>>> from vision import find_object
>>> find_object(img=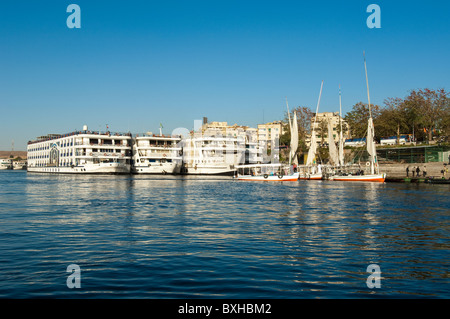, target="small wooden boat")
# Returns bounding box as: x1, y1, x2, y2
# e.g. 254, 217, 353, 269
235, 164, 299, 181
